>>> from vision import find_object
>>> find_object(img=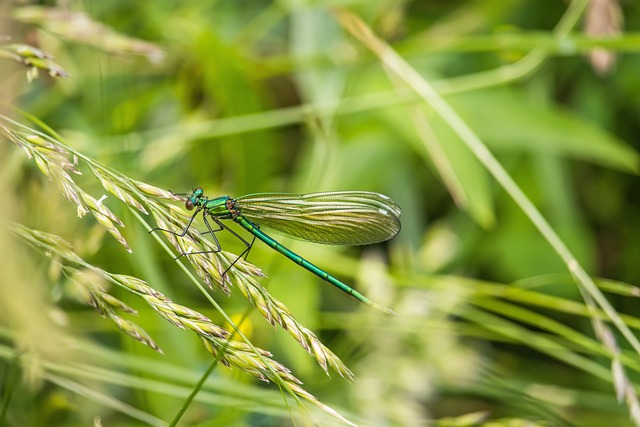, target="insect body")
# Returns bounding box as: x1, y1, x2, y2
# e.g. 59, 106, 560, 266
158, 188, 401, 314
